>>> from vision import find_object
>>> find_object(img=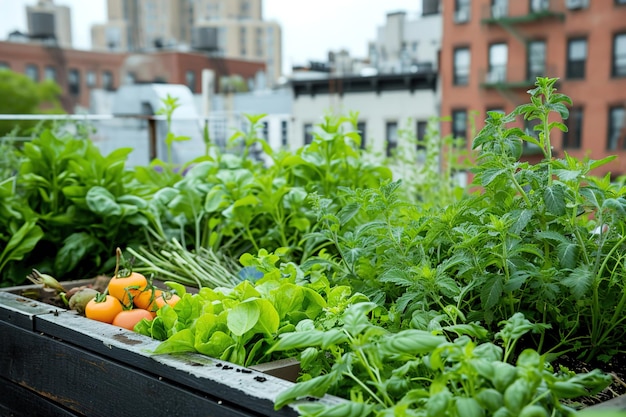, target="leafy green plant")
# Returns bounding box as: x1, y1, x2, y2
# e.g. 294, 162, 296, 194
270, 303, 611, 416
0, 69, 64, 137
386, 117, 469, 208
136, 249, 365, 367
156, 94, 191, 165
1, 129, 148, 284
301, 77, 626, 362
